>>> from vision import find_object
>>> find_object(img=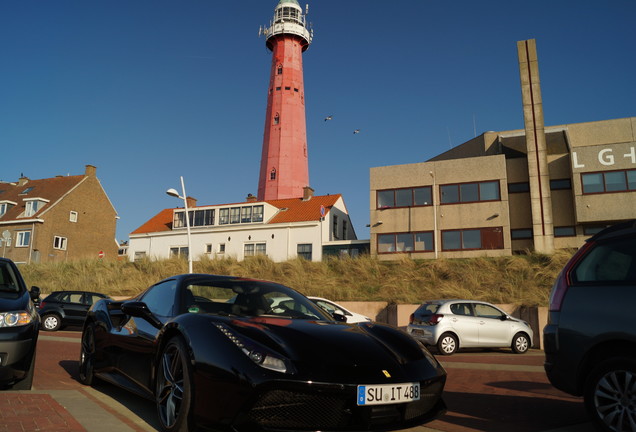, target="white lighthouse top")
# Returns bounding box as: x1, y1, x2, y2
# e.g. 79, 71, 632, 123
261, 0, 312, 51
